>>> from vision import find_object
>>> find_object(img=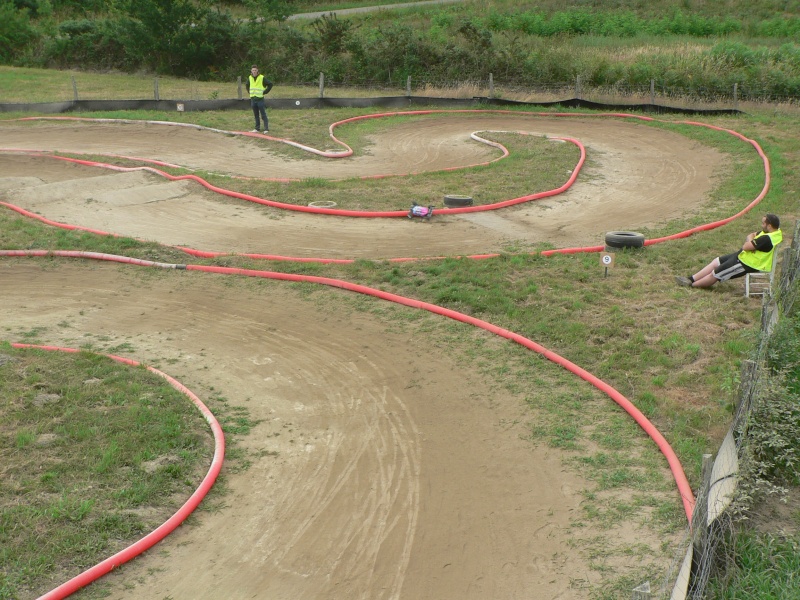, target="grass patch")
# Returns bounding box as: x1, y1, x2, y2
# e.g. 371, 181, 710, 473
707, 531, 800, 600
0, 345, 254, 599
